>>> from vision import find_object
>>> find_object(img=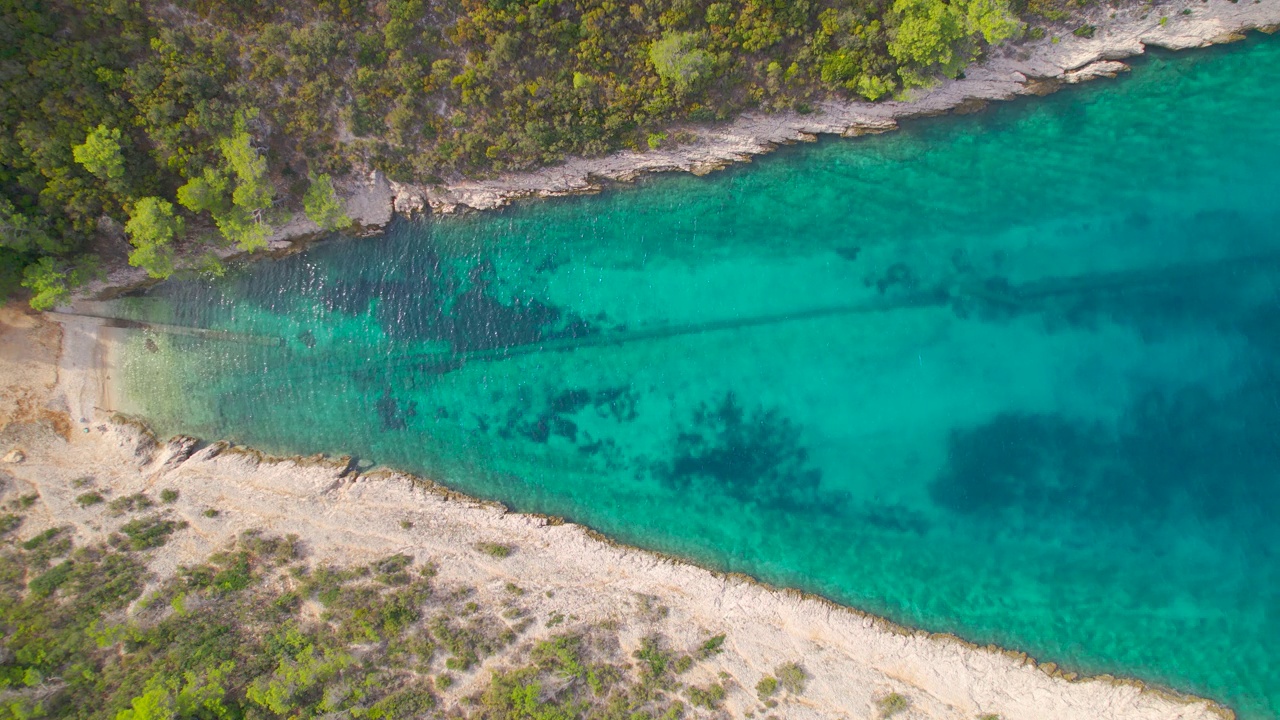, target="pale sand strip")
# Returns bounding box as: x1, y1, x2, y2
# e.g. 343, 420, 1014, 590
0, 309, 1230, 719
